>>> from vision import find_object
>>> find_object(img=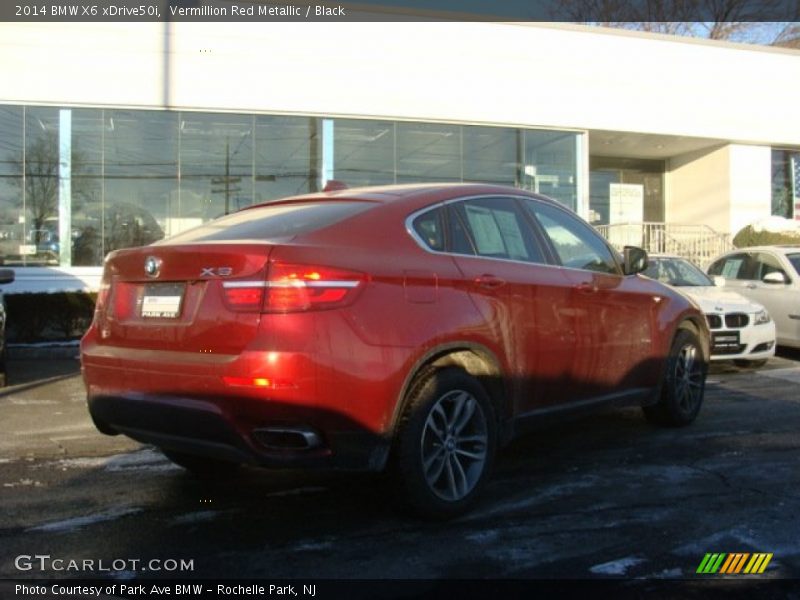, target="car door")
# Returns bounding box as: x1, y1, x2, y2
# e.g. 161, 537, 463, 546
741, 251, 799, 346
520, 199, 658, 400
708, 252, 757, 295
445, 196, 578, 415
